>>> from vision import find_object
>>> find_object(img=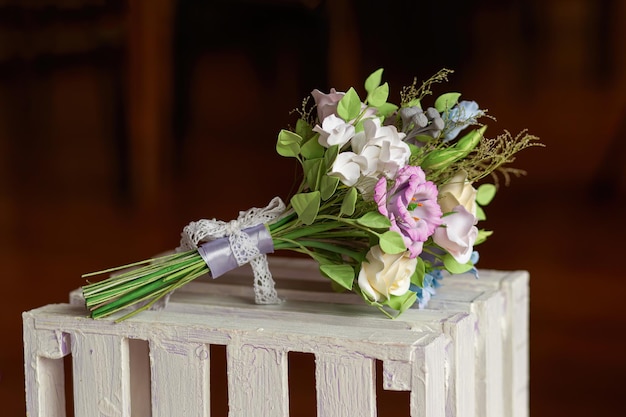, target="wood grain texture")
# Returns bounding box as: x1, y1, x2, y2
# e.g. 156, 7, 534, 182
227, 342, 288, 417
150, 339, 210, 417
71, 332, 131, 417
22, 316, 68, 417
